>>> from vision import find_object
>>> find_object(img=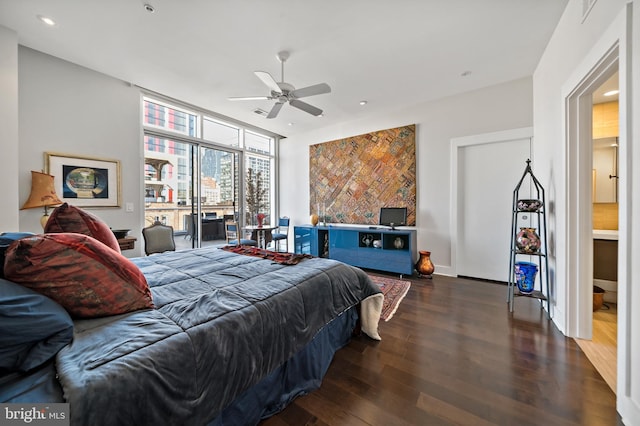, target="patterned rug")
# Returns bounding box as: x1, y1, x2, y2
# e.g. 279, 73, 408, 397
368, 275, 411, 321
